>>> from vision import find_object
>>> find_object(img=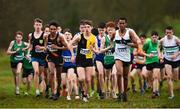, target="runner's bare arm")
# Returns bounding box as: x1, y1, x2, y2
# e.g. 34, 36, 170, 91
22, 42, 30, 51
28, 33, 32, 44
129, 30, 141, 48
44, 34, 48, 49
99, 37, 112, 53
133, 48, 138, 56
176, 37, 180, 55
6, 41, 16, 55
175, 36, 180, 46
129, 30, 143, 54
27, 33, 33, 51
27, 34, 33, 53
57, 34, 68, 50
158, 38, 164, 49
68, 35, 81, 63
133, 49, 145, 64
158, 38, 164, 60
72, 34, 81, 46
141, 42, 153, 58
171, 37, 180, 58
90, 38, 99, 54
51, 35, 67, 50
68, 35, 81, 51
